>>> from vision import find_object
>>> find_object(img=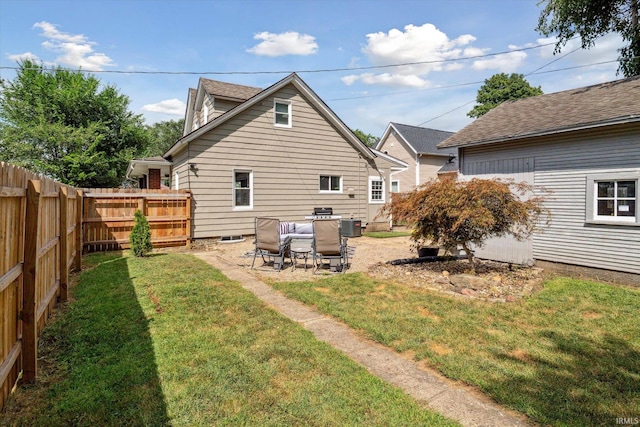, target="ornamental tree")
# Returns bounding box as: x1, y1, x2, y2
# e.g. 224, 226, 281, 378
130, 210, 152, 257
381, 178, 548, 272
